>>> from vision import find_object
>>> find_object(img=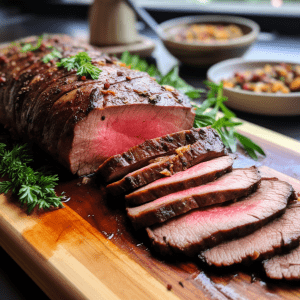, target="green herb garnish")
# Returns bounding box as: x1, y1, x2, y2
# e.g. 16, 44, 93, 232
42, 48, 62, 63
194, 81, 265, 160
279, 76, 285, 82
120, 51, 265, 160
120, 51, 204, 99
57, 52, 102, 80
21, 35, 44, 53
0, 143, 63, 213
